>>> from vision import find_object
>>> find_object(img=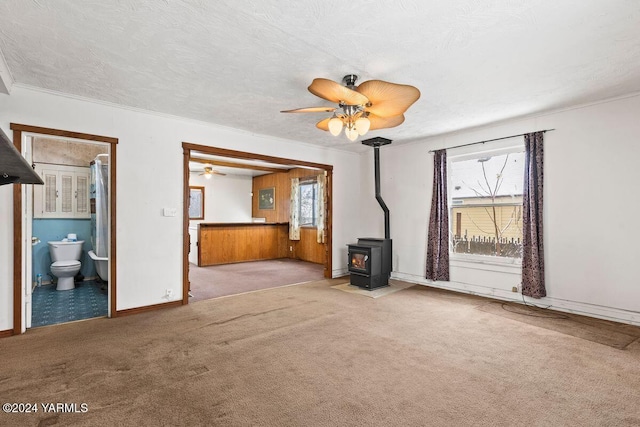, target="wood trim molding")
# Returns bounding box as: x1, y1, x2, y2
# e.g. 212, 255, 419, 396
325, 169, 333, 278
0, 329, 14, 339
114, 300, 183, 317
11, 124, 118, 334
183, 142, 333, 171
183, 147, 190, 305
10, 124, 118, 145
189, 157, 287, 174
